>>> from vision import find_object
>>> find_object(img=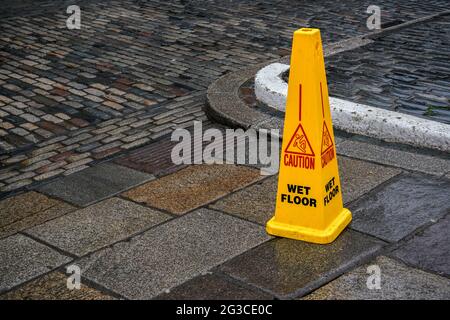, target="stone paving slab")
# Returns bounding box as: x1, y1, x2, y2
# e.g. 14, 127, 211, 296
217, 230, 384, 299
1, 0, 449, 194
123, 164, 262, 215
210, 175, 277, 225
155, 273, 273, 300
25, 197, 171, 257
337, 139, 450, 176
210, 156, 400, 225
303, 256, 450, 300
76, 208, 270, 299
390, 215, 450, 277
0, 93, 207, 196
0, 271, 115, 300
350, 173, 450, 242
0, 191, 74, 239
0, 234, 71, 293
37, 162, 154, 206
